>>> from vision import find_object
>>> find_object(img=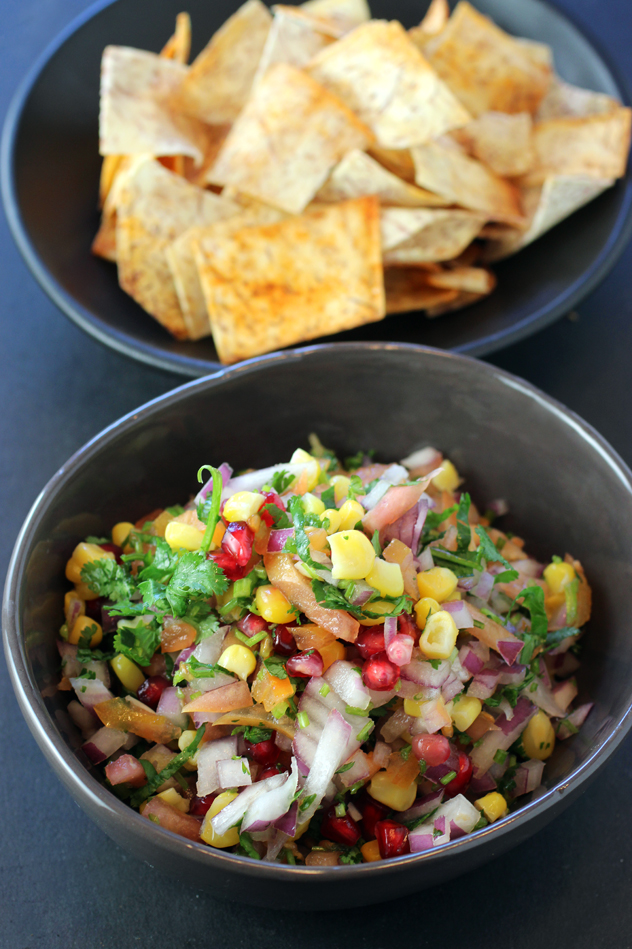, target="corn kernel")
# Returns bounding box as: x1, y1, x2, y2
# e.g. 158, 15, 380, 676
321, 508, 342, 534
416, 566, 458, 603
475, 792, 508, 823
338, 499, 365, 531
201, 791, 240, 847
403, 698, 423, 717
69, 614, 103, 647
178, 729, 200, 770
366, 558, 404, 598
110, 654, 146, 693
330, 475, 352, 504
290, 449, 320, 492
255, 585, 296, 624
164, 521, 204, 552
432, 459, 460, 493
112, 521, 135, 549
368, 771, 417, 811
152, 510, 175, 537
302, 492, 325, 517
444, 591, 462, 601
543, 561, 576, 595
219, 644, 257, 681
223, 491, 265, 523
522, 709, 556, 760
65, 542, 114, 584
73, 581, 101, 602
361, 840, 381, 862
329, 530, 375, 580
450, 695, 482, 732
157, 787, 190, 813
419, 610, 458, 660
358, 600, 396, 626
259, 634, 274, 659
64, 590, 85, 627
414, 596, 440, 630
